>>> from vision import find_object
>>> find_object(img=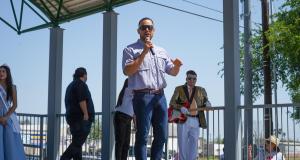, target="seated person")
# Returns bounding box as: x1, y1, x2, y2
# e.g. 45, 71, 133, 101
264, 135, 285, 160
248, 135, 285, 160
